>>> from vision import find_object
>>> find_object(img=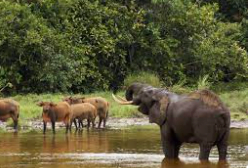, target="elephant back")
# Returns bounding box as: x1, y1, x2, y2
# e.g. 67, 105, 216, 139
188, 89, 225, 109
